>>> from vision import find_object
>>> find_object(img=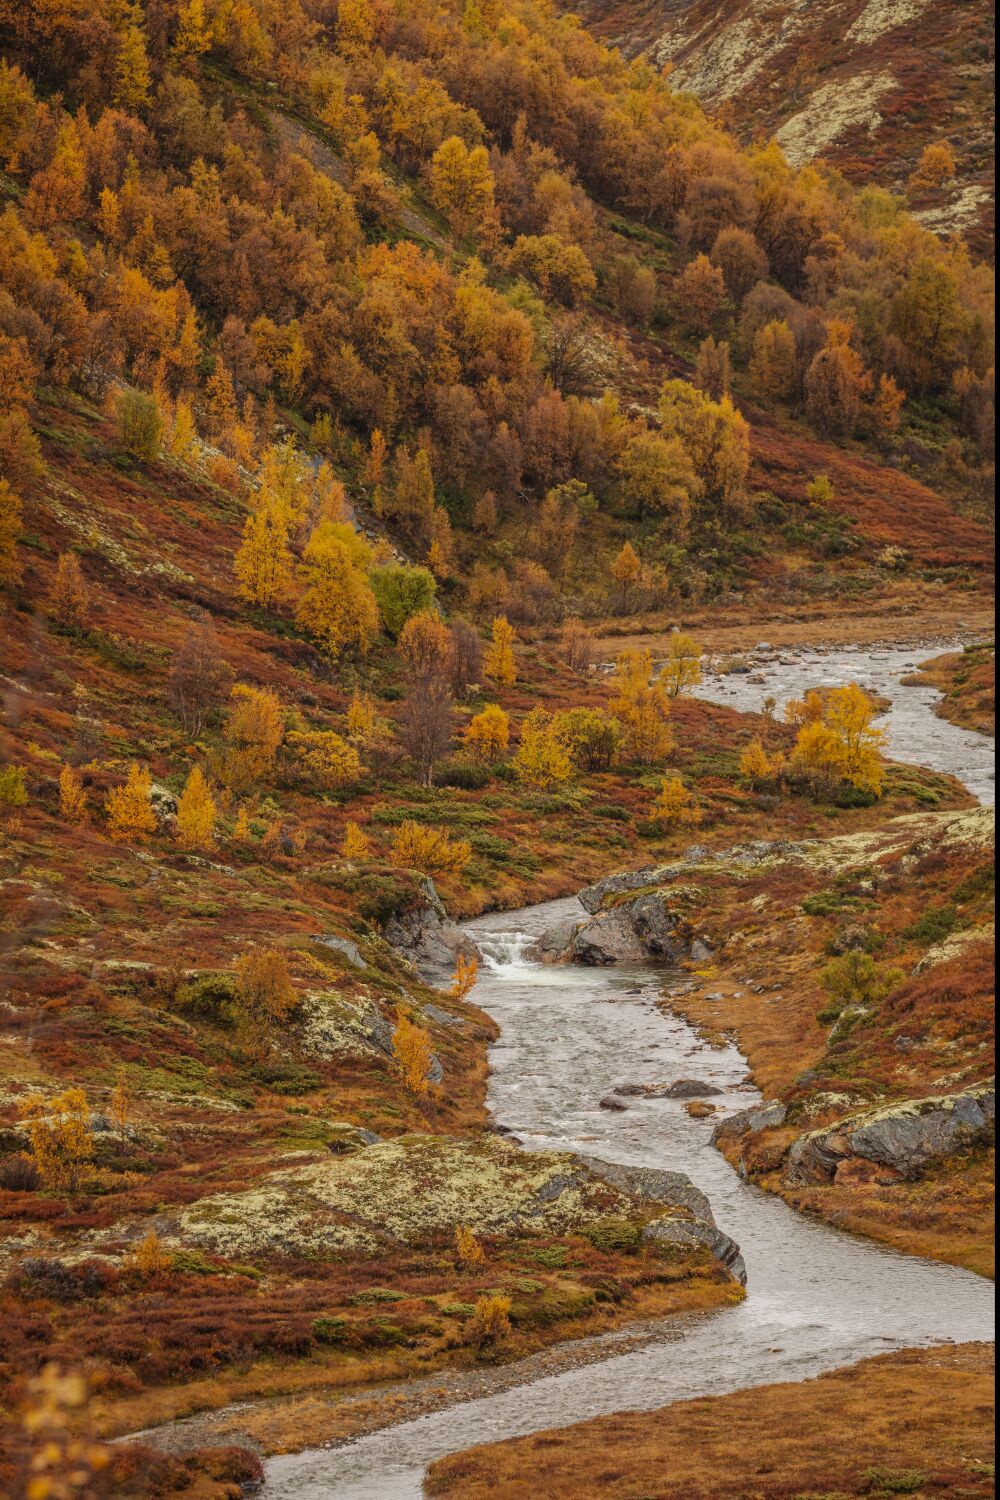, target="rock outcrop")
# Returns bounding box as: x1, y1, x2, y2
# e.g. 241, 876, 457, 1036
169, 1134, 745, 1281
383, 876, 471, 979
573, 1155, 746, 1283
786, 1082, 995, 1184
562, 886, 711, 966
